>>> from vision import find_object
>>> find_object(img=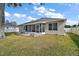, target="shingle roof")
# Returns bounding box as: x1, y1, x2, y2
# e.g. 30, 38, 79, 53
18, 18, 66, 26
